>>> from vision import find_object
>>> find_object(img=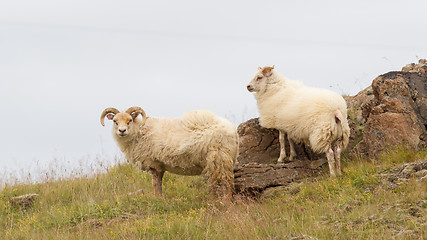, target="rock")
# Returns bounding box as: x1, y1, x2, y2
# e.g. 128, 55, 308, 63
235, 118, 325, 196
342, 59, 427, 157
355, 71, 427, 156
406, 71, 427, 126
236, 118, 280, 164
414, 169, 427, 178
344, 86, 375, 153
346, 86, 375, 125
401, 165, 416, 178
234, 159, 327, 196
237, 118, 322, 164
379, 160, 427, 186
402, 59, 427, 73
10, 193, 39, 209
